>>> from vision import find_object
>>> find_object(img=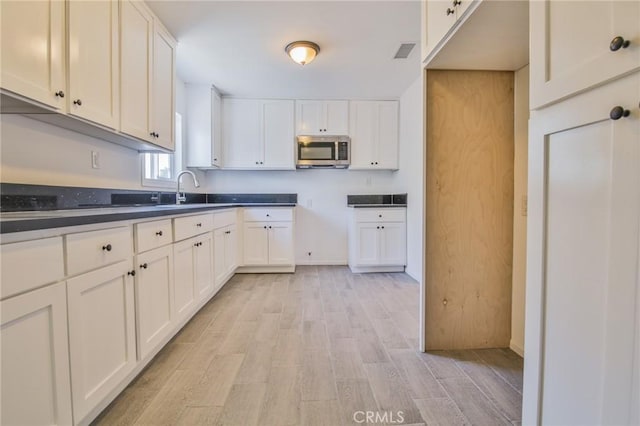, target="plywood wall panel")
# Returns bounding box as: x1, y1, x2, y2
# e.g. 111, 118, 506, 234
425, 70, 514, 350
